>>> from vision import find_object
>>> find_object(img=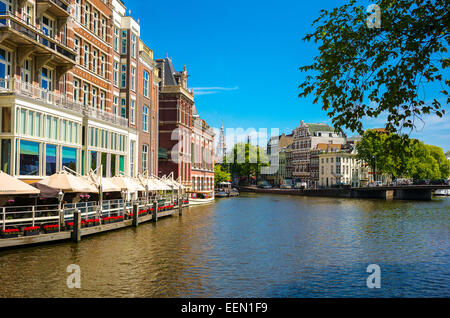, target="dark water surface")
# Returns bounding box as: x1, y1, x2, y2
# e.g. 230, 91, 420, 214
0, 193, 449, 297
